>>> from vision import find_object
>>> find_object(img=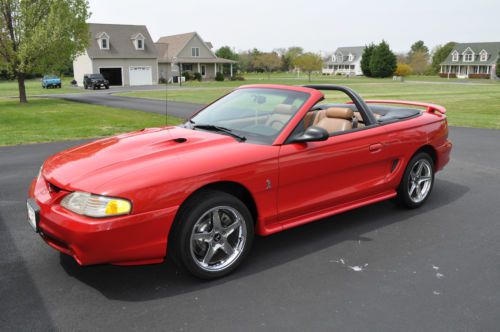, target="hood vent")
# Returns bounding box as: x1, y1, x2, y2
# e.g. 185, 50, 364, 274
173, 138, 187, 143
